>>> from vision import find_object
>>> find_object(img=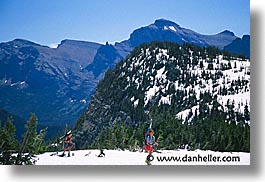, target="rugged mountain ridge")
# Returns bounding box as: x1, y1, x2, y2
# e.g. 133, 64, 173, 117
73, 42, 250, 151
116, 19, 238, 50
224, 35, 250, 58
0, 19, 249, 138
0, 39, 102, 128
